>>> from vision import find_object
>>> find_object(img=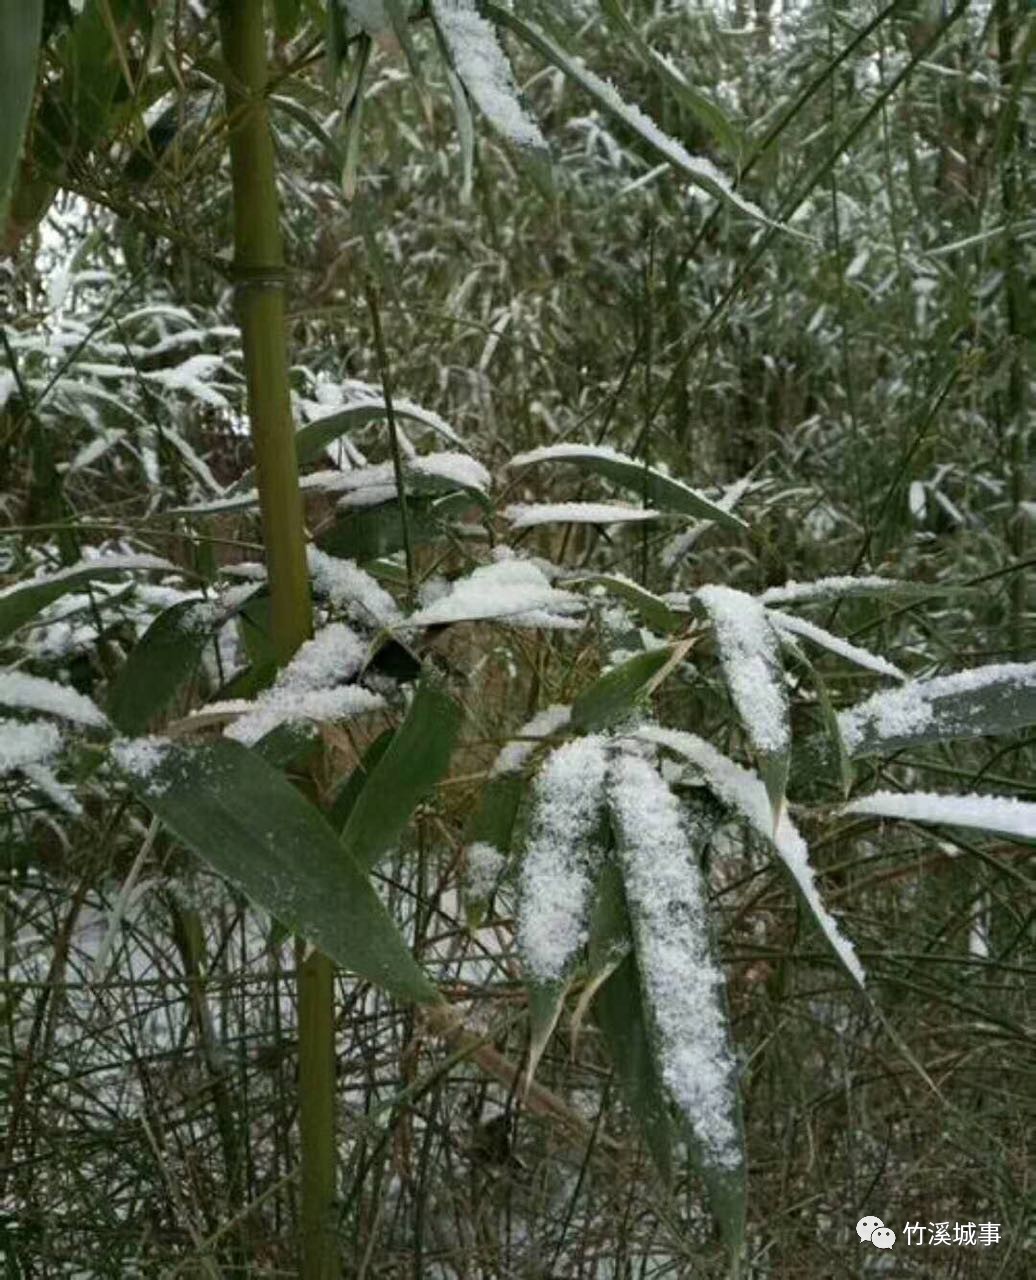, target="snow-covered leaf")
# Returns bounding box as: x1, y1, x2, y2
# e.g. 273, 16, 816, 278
485, 3, 769, 228
697, 585, 790, 821
637, 727, 864, 987
572, 574, 681, 634
608, 752, 745, 1246
0, 669, 108, 728
0, 555, 178, 641
838, 662, 1036, 757
517, 736, 609, 982
504, 502, 663, 529
508, 443, 747, 530
111, 736, 437, 1003
406, 558, 584, 629
843, 790, 1036, 843
431, 0, 550, 167
768, 608, 906, 681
